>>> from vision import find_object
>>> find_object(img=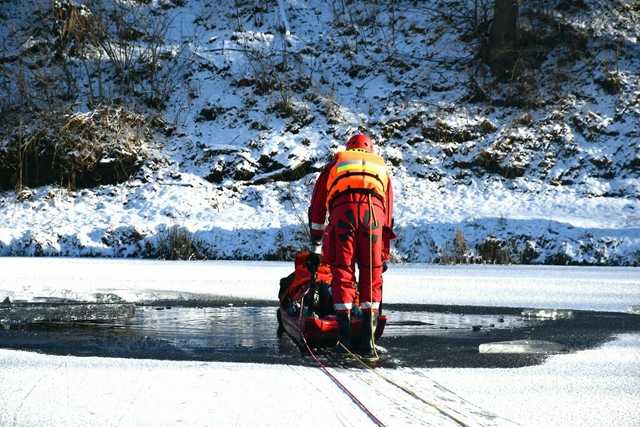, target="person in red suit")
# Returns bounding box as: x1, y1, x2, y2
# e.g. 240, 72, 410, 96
308, 134, 395, 359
